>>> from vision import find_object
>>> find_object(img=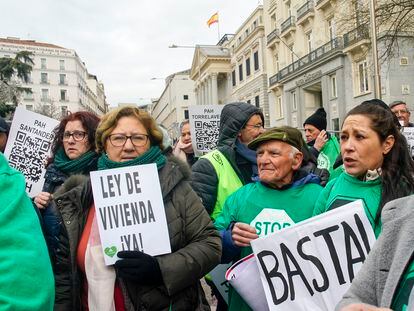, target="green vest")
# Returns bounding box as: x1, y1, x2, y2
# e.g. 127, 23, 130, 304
202, 150, 243, 220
